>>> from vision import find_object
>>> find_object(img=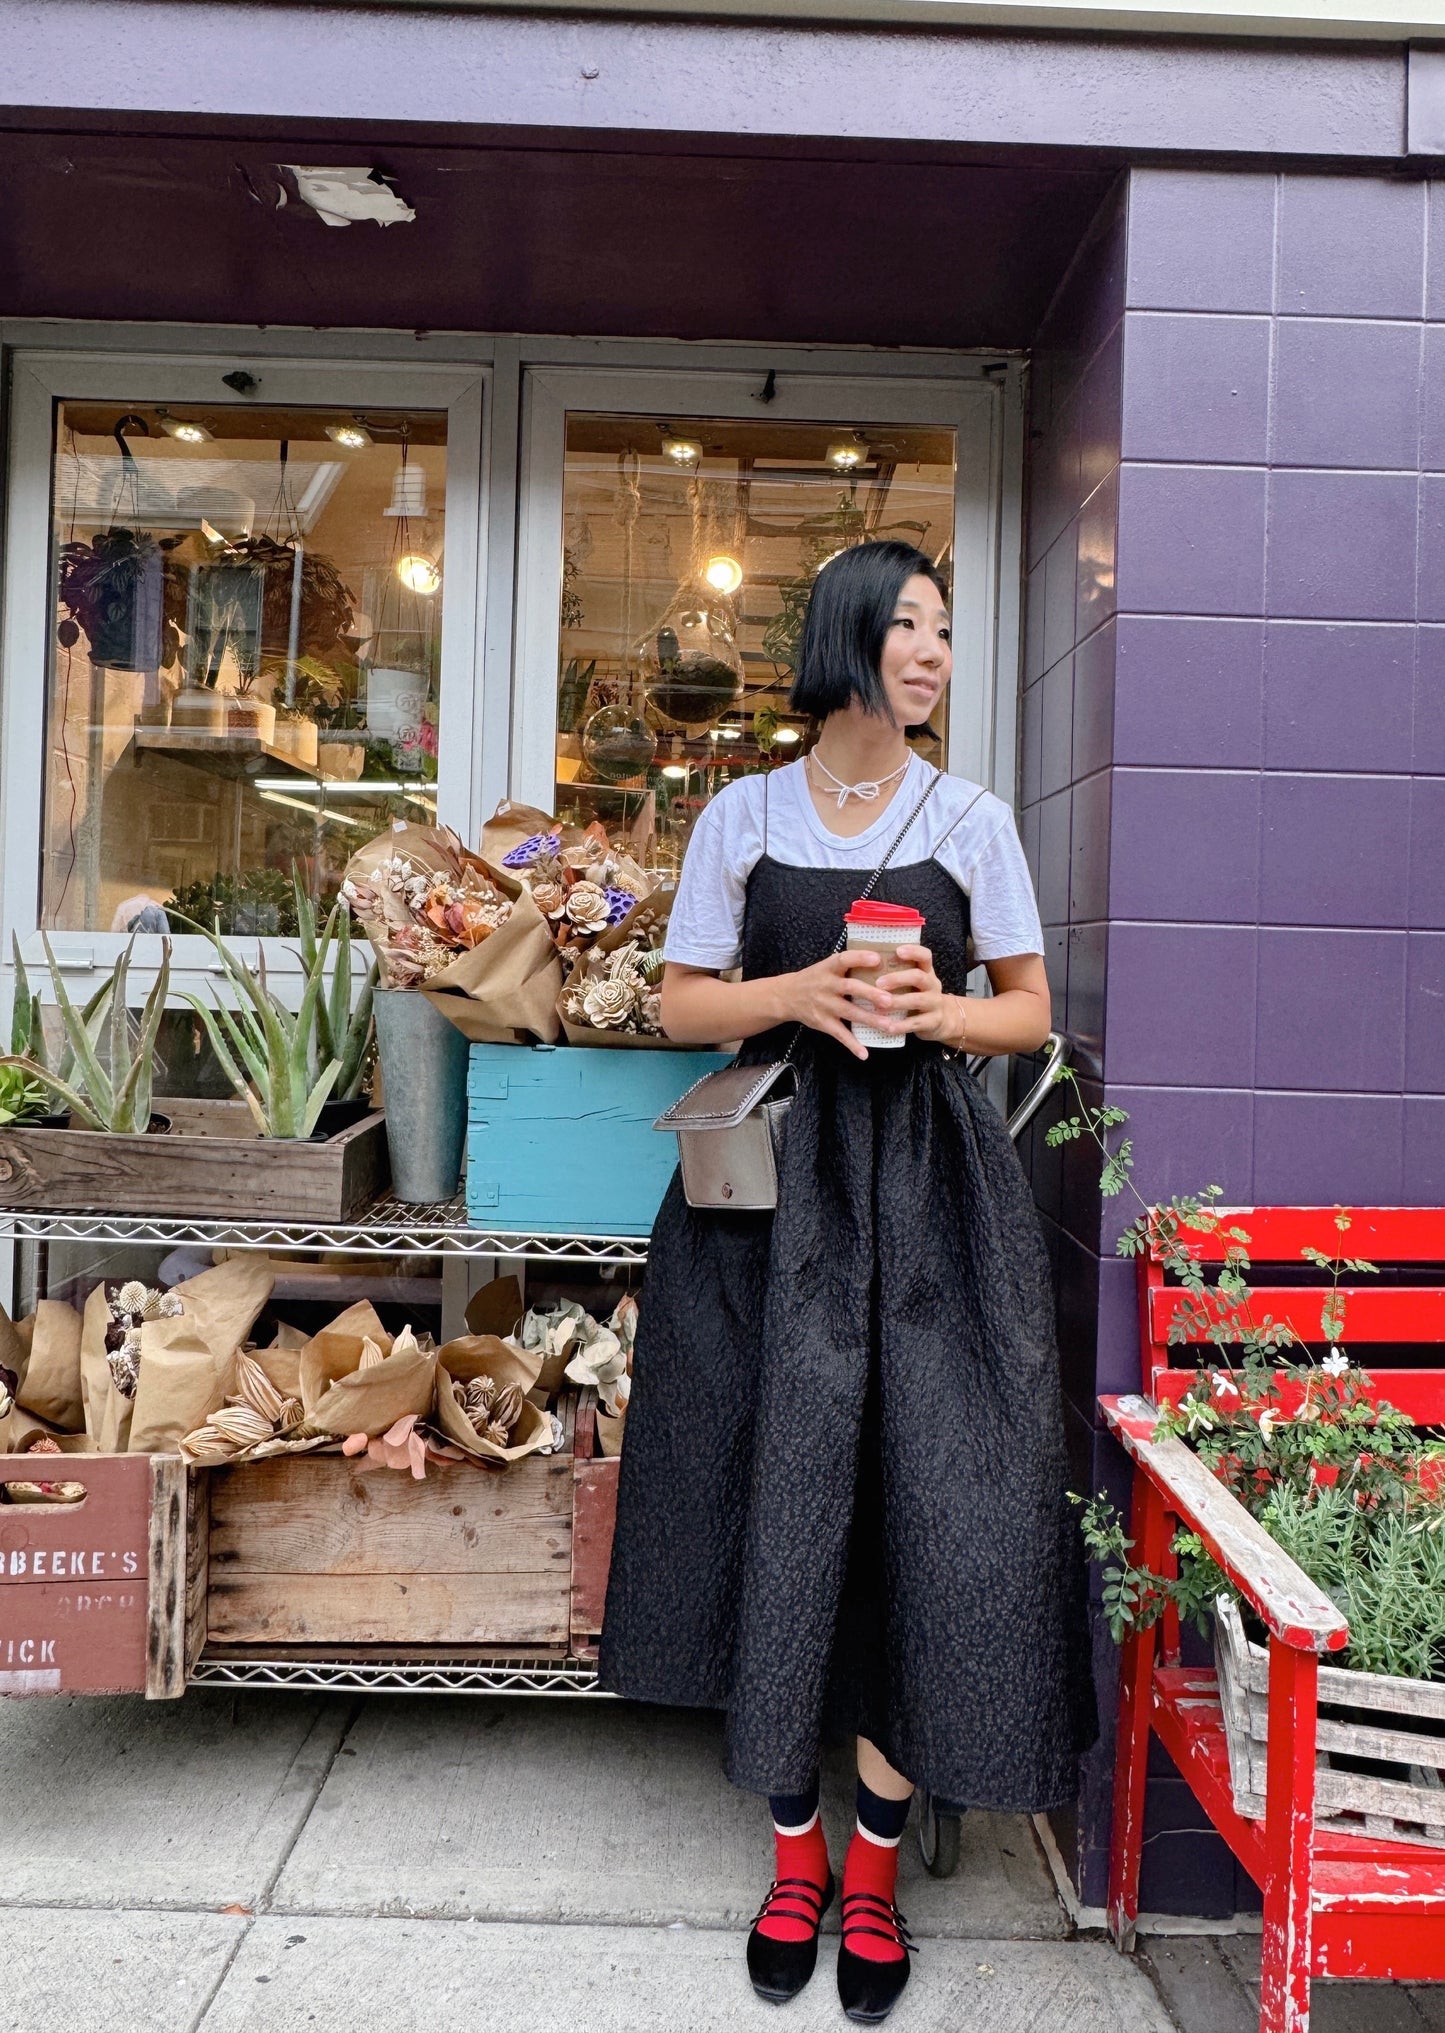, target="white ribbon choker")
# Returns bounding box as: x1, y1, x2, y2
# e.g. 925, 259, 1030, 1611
809, 752, 909, 809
